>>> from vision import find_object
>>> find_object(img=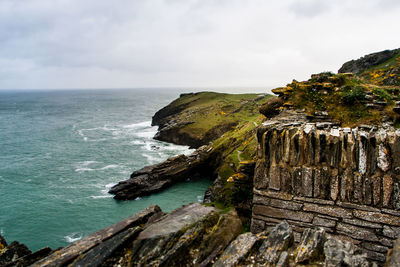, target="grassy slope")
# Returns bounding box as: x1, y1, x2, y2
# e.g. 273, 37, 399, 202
272, 55, 400, 127
158, 92, 273, 207
165, 92, 269, 141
